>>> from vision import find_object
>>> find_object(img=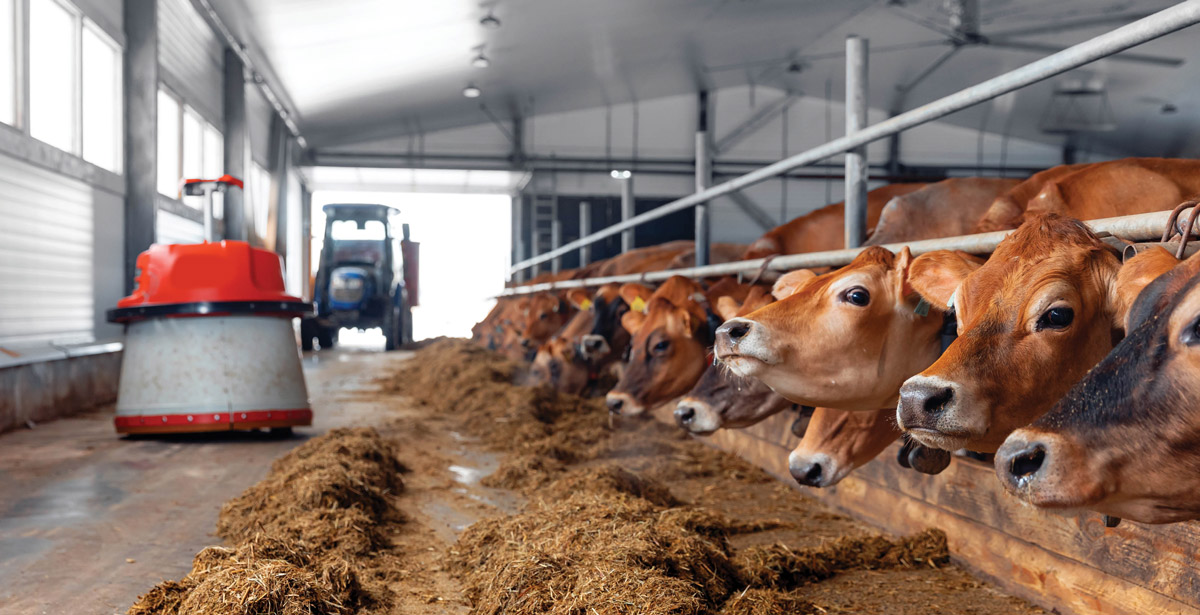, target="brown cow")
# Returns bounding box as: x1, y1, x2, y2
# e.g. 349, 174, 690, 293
674, 286, 799, 435
975, 159, 1200, 232
972, 164, 1091, 233
714, 247, 956, 412
866, 177, 1021, 245
896, 214, 1166, 453
529, 284, 631, 395
787, 407, 900, 487
669, 243, 750, 269
594, 241, 694, 277
509, 291, 574, 361
742, 183, 927, 259
605, 276, 744, 417
996, 248, 1194, 523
